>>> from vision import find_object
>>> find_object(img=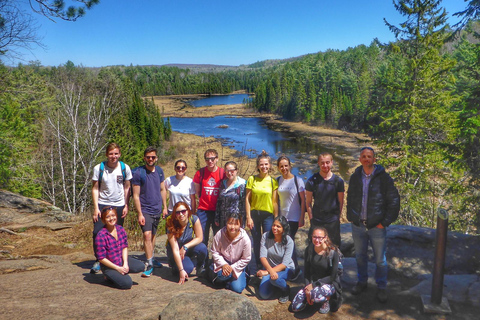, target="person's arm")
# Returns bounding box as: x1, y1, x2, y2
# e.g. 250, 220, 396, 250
168, 234, 188, 284
272, 188, 278, 218
133, 184, 145, 226
160, 181, 168, 218
231, 234, 252, 279
245, 188, 253, 230
194, 182, 201, 199
306, 190, 313, 220
337, 191, 345, 216
299, 190, 306, 228
382, 174, 401, 227
211, 232, 229, 272
122, 180, 131, 218
190, 193, 196, 213
92, 180, 101, 222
